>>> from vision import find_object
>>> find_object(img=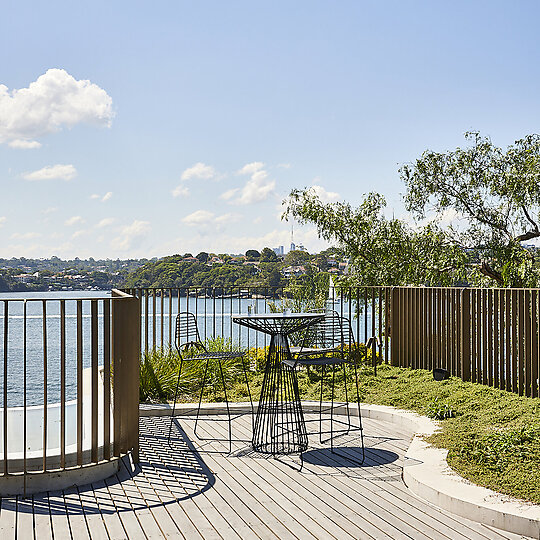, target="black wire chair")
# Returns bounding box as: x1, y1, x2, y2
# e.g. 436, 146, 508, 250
168, 312, 253, 452
284, 311, 365, 465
